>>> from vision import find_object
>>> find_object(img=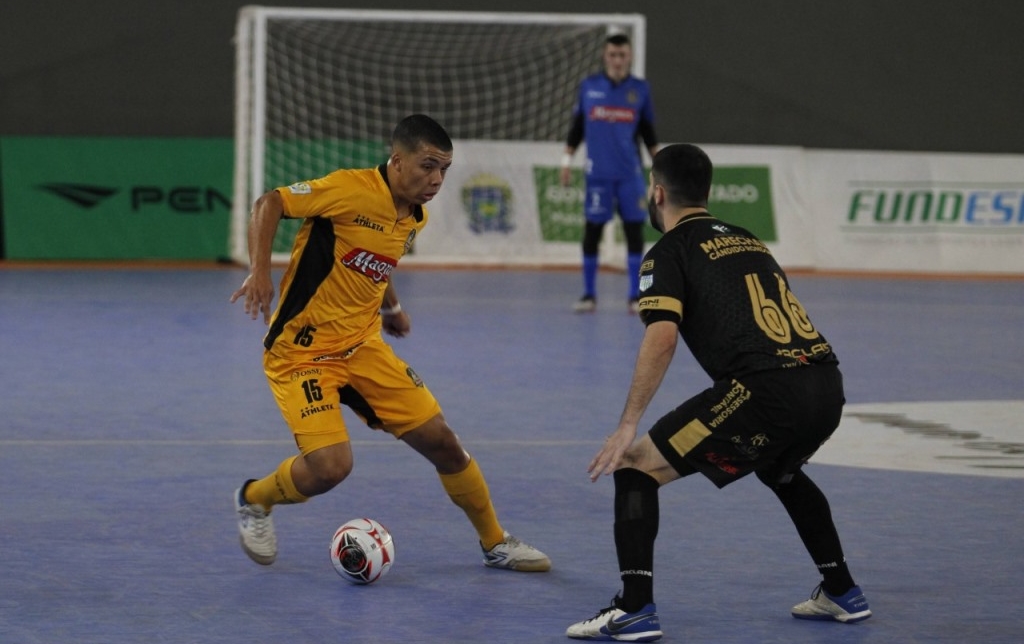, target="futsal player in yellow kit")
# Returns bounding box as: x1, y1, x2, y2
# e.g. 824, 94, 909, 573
229, 114, 550, 572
